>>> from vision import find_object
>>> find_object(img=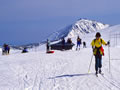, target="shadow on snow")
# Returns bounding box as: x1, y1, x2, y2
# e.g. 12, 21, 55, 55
48, 73, 94, 79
